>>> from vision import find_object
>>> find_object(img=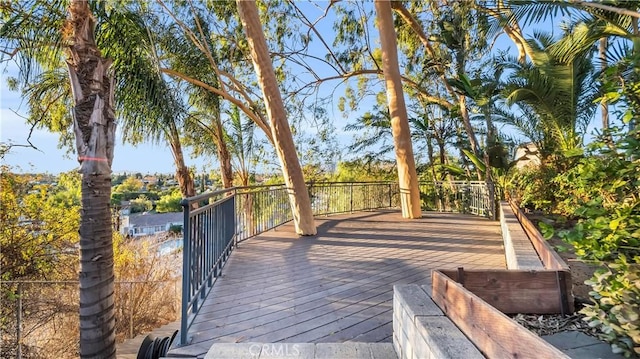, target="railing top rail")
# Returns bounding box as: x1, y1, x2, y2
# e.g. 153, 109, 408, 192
189, 195, 235, 217
421, 180, 489, 184
181, 180, 492, 207
308, 181, 395, 185
180, 187, 236, 206
234, 184, 288, 190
